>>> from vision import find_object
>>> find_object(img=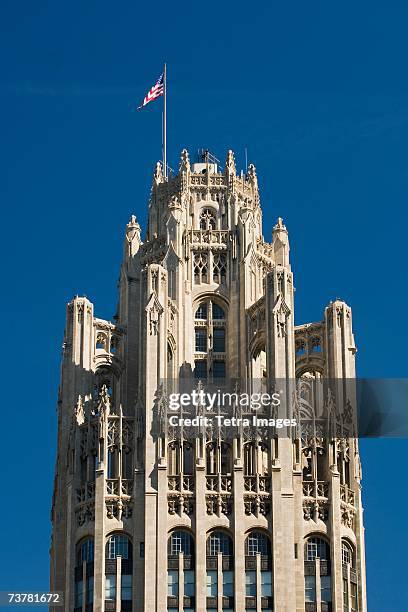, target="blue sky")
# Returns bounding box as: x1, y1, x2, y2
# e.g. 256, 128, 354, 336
0, 1, 407, 609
